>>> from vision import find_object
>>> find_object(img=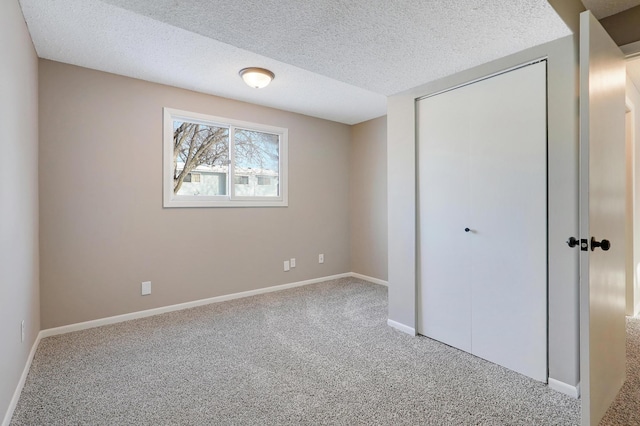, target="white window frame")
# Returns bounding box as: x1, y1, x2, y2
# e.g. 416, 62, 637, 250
163, 108, 288, 208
